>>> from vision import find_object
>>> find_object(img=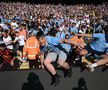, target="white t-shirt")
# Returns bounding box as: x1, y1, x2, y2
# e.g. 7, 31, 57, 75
14, 35, 25, 46
11, 22, 18, 29
3, 35, 13, 50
